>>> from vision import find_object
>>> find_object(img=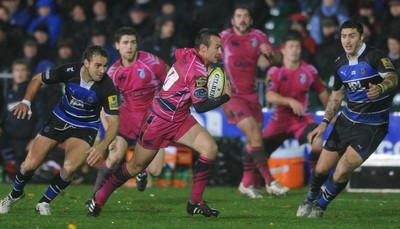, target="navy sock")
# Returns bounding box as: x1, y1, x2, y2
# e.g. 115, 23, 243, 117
39, 172, 71, 203
11, 169, 35, 198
